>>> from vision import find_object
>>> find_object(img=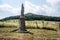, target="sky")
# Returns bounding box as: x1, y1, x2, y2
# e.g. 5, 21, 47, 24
0, 0, 60, 19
